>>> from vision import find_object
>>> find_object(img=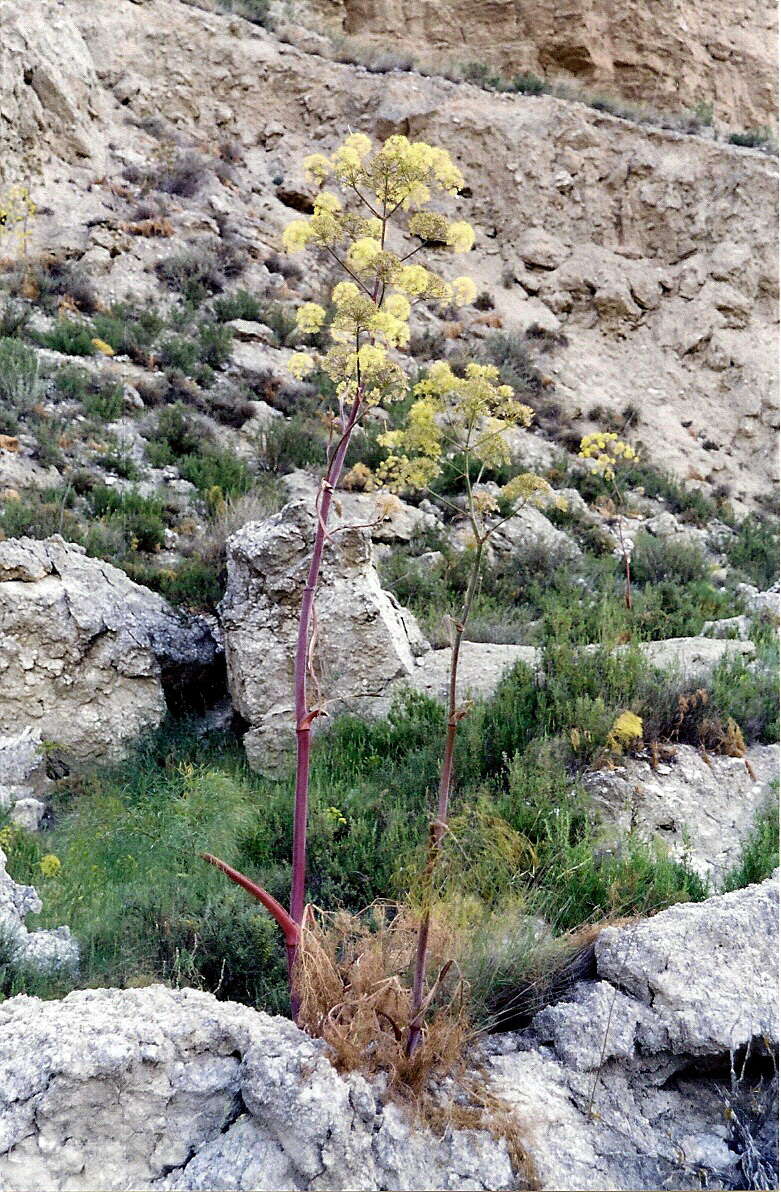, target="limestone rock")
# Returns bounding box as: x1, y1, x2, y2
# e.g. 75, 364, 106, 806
304, 0, 776, 129
0, 880, 775, 1191
281, 469, 441, 544
0, 846, 78, 976
489, 876, 779, 1190
0, 0, 776, 511
404, 642, 537, 705
595, 875, 779, 1054
0, 985, 513, 1192
584, 742, 779, 884
219, 502, 429, 773
636, 634, 754, 675
0, 537, 221, 761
